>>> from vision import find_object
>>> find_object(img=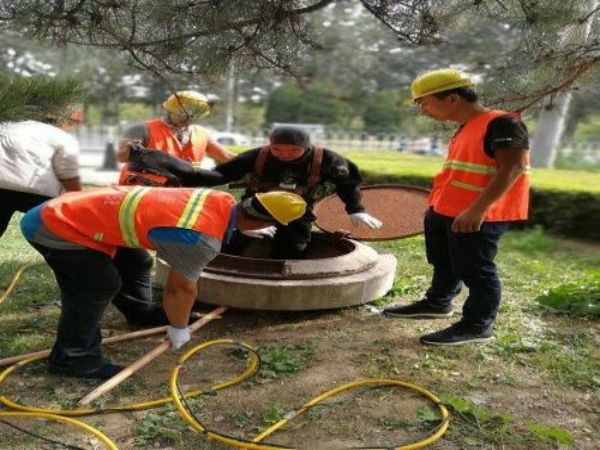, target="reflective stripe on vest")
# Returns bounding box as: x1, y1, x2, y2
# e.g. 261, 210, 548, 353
118, 187, 212, 247
443, 160, 497, 175
177, 189, 211, 228
450, 180, 485, 192
119, 186, 150, 247
444, 159, 531, 177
